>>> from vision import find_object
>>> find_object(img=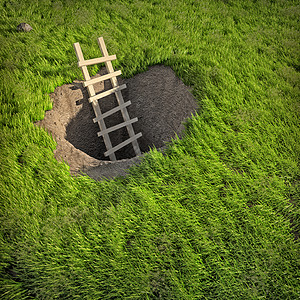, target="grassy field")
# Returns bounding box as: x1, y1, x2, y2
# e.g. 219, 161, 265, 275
0, 0, 299, 298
